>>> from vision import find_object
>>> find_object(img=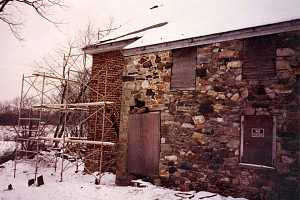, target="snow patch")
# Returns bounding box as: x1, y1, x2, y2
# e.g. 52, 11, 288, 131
0, 141, 16, 158
0, 158, 248, 200
0, 127, 247, 200
0, 126, 17, 141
